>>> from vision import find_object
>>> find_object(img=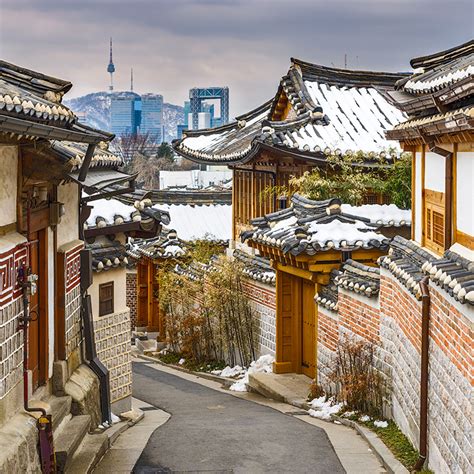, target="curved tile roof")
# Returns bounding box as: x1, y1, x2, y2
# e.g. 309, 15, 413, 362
335, 259, 380, 298
127, 229, 186, 260
233, 249, 276, 285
